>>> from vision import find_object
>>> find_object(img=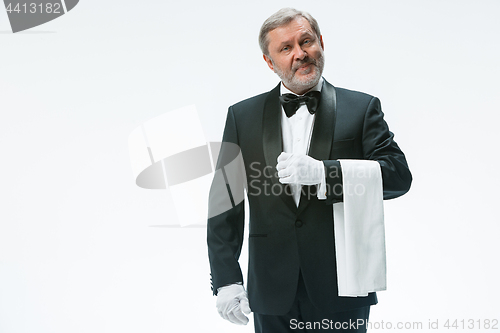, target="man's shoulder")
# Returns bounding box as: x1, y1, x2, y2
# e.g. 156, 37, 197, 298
334, 86, 376, 102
